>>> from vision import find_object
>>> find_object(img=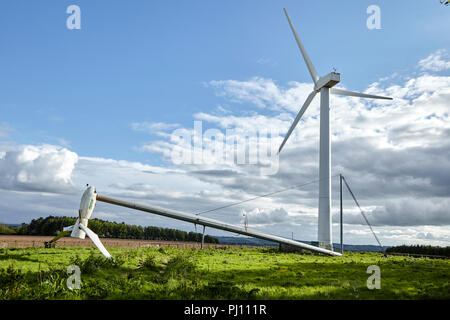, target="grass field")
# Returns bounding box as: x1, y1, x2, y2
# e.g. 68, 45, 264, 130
0, 246, 449, 300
